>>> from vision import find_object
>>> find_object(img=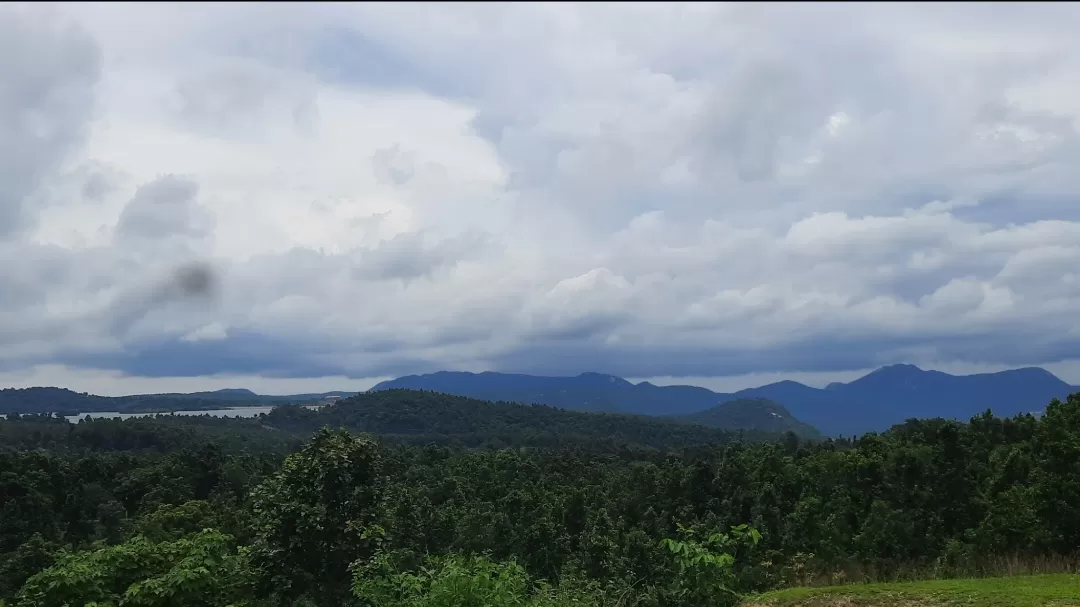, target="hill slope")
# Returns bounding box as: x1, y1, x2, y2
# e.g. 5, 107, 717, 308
372, 371, 762, 417
372, 371, 664, 414
371, 372, 817, 435
676, 398, 821, 439
372, 366, 1080, 436
259, 388, 781, 450
7, 363, 1077, 436
0, 387, 232, 415
150, 388, 357, 403
3, 389, 780, 452
0, 386, 354, 415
